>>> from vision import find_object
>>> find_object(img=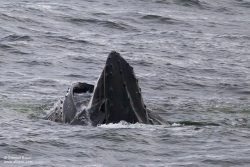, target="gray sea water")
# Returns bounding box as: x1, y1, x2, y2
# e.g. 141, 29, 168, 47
1, 0, 250, 166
